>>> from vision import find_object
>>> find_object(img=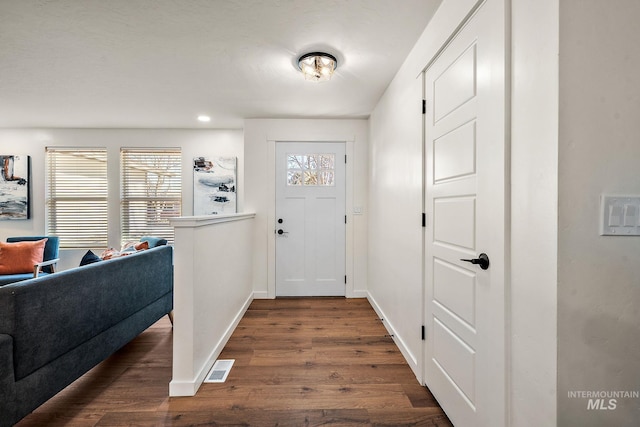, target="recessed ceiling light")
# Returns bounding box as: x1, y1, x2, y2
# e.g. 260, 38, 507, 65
197, 115, 211, 122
